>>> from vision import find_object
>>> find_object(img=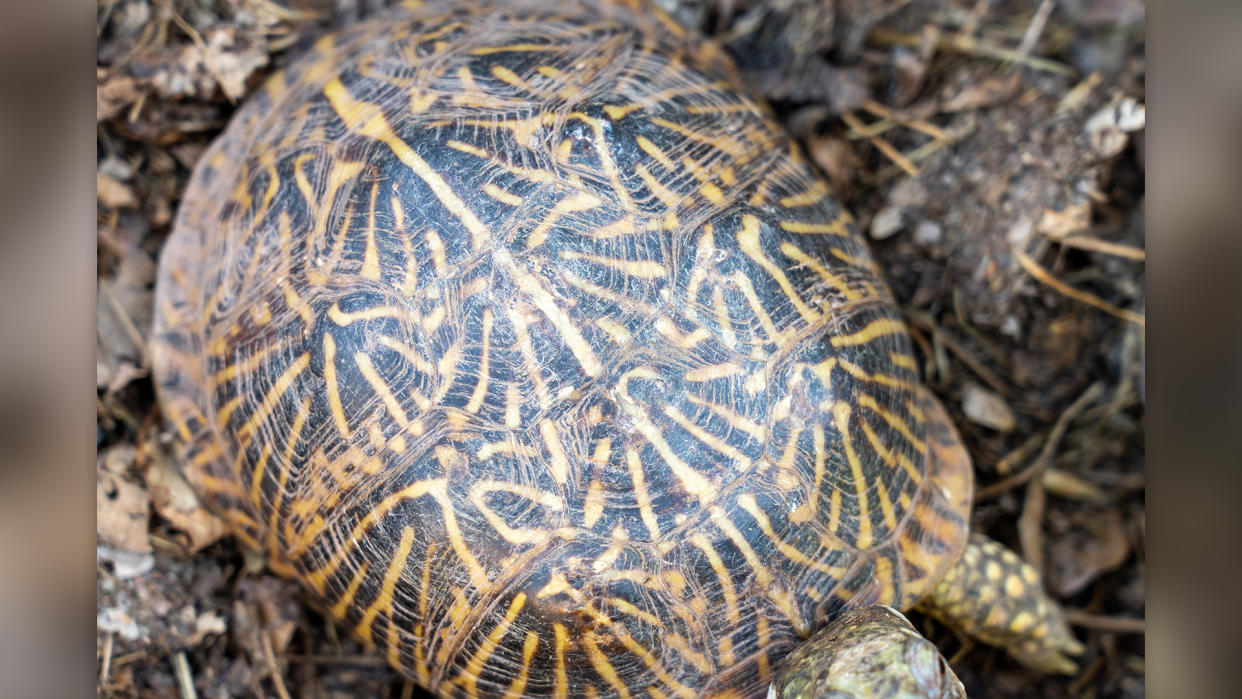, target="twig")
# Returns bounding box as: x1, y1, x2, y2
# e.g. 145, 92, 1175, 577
862, 100, 955, 143
112, 650, 147, 667
173, 651, 198, 699
1018, 471, 1046, 570
868, 27, 1075, 75
1042, 467, 1109, 502
975, 382, 1105, 500
844, 116, 898, 140
1015, 0, 1057, 64
994, 432, 1043, 475
1068, 655, 1108, 695
245, 0, 323, 22
1063, 610, 1146, 634
261, 630, 293, 699
907, 312, 1009, 396
841, 112, 920, 177
877, 137, 954, 183
155, 0, 237, 104
100, 631, 115, 687
100, 281, 150, 368
1016, 250, 1146, 326
1050, 235, 1146, 261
